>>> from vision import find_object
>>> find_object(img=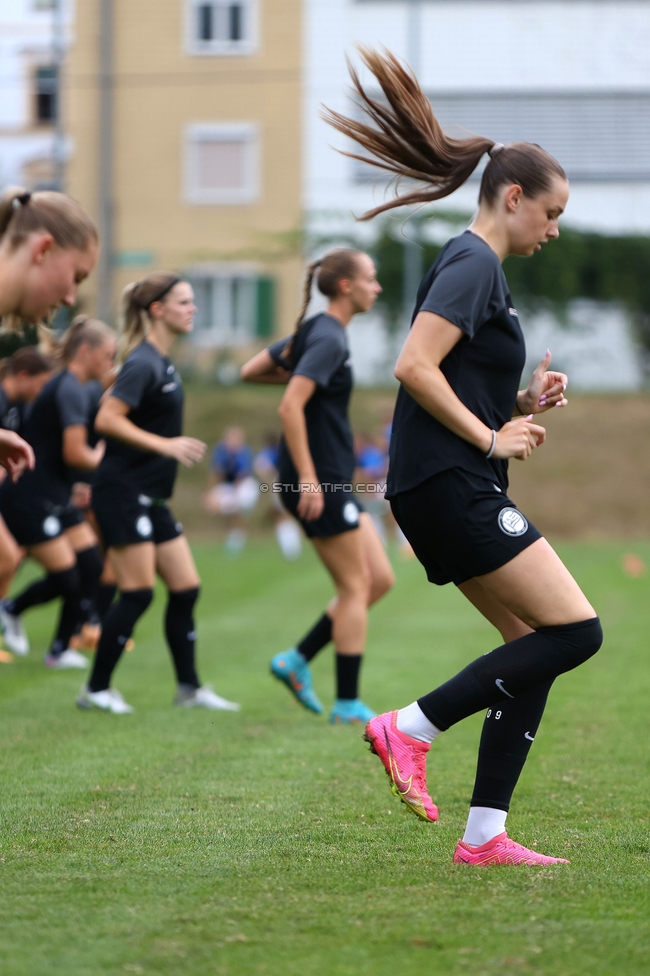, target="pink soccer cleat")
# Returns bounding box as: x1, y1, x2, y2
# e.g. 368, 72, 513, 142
453, 832, 570, 866
363, 711, 438, 822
